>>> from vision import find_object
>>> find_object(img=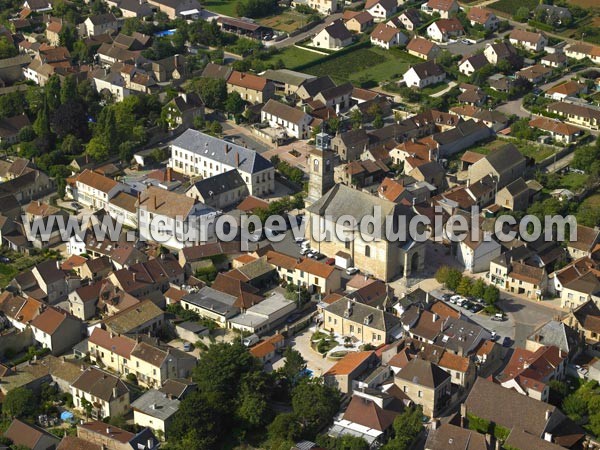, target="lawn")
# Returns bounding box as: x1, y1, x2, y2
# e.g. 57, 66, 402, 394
470, 138, 558, 162
302, 46, 420, 85
0, 264, 16, 288
488, 0, 538, 15
202, 0, 239, 16
258, 11, 312, 33
559, 172, 589, 191
265, 46, 323, 68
